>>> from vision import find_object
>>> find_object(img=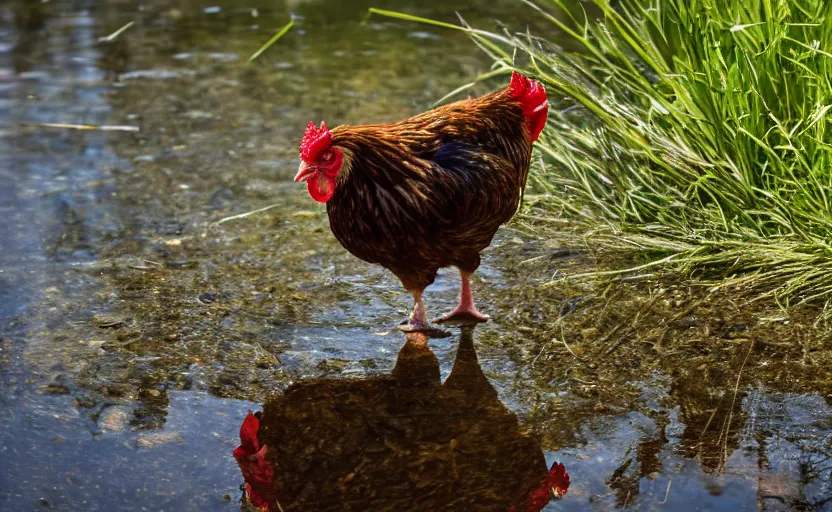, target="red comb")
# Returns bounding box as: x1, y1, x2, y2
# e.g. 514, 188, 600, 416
508, 72, 548, 142
300, 121, 332, 162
